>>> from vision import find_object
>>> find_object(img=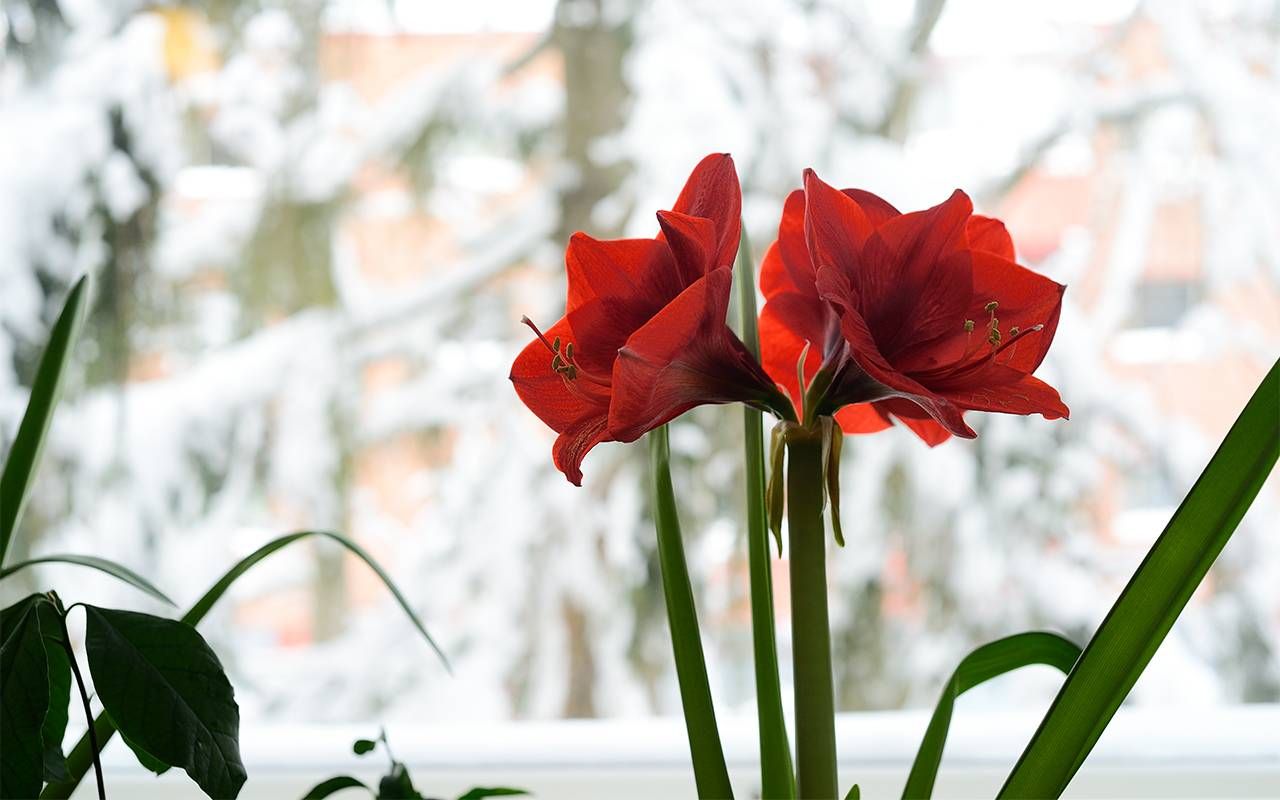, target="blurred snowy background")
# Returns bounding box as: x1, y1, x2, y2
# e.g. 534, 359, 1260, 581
1, 0, 1277, 736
